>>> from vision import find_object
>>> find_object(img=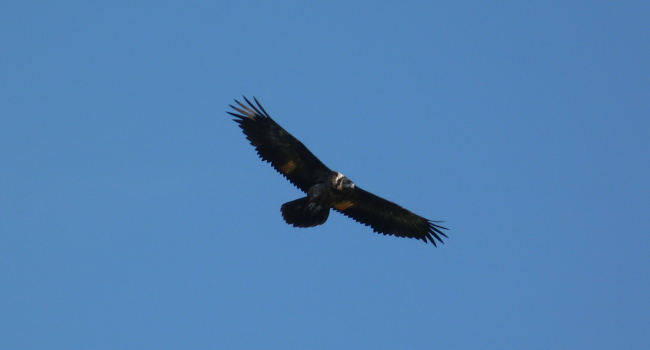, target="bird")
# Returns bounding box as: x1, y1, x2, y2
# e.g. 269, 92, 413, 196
228, 96, 448, 246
